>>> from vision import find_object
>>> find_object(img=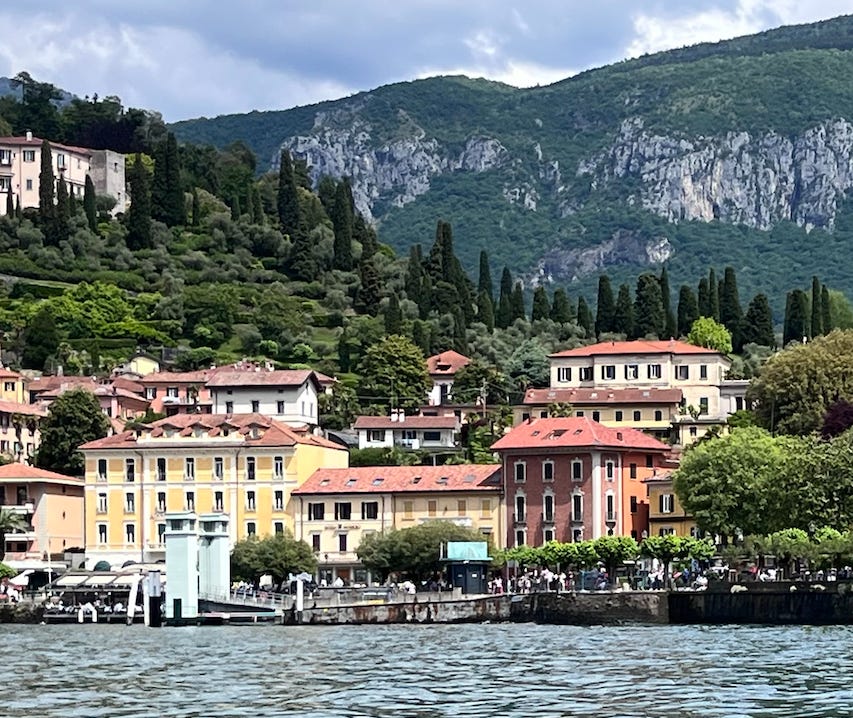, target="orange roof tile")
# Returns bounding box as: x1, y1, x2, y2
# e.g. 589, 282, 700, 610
294, 464, 501, 495
491, 417, 669, 452
205, 369, 316, 388
427, 350, 471, 376
0, 462, 81, 483
523, 387, 683, 406
0, 400, 46, 417
550, 339, 721, 358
